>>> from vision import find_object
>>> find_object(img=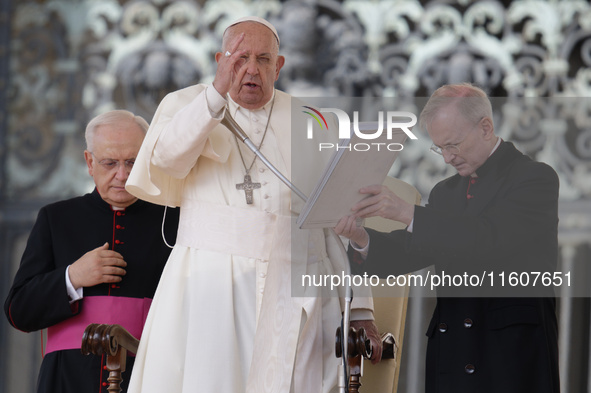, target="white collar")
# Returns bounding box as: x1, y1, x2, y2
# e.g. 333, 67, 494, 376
227, 90, 276, 119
